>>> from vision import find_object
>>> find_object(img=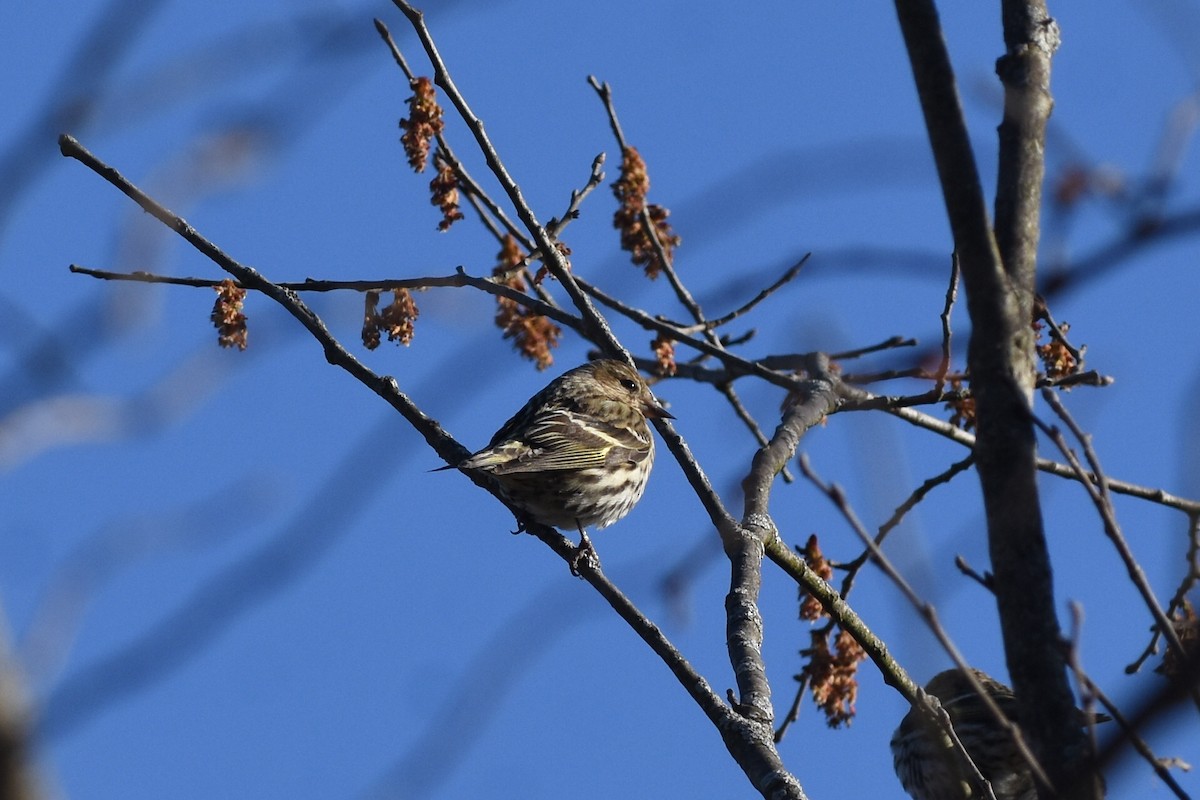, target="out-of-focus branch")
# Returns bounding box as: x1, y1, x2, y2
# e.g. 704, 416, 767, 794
1042, 205, 1200, 298
1076, 672, 1191, 800
0, 618, 42, 800
0, 0, 168, 242
19, 480, 276, 688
